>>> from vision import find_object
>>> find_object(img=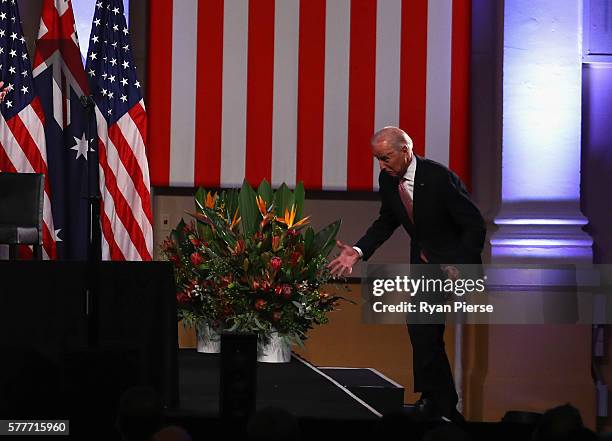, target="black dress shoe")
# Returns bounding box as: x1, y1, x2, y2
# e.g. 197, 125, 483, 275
407, 398, 466, 424
406, 397, 441, 421
440, 408, 466, 424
